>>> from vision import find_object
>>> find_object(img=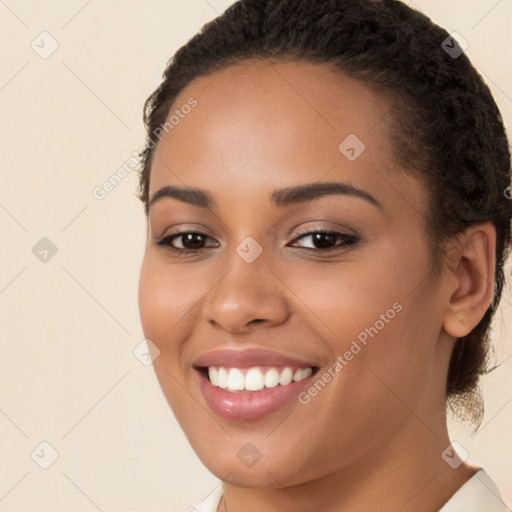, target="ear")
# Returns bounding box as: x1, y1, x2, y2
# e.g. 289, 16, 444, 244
443, 222, 496, 338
